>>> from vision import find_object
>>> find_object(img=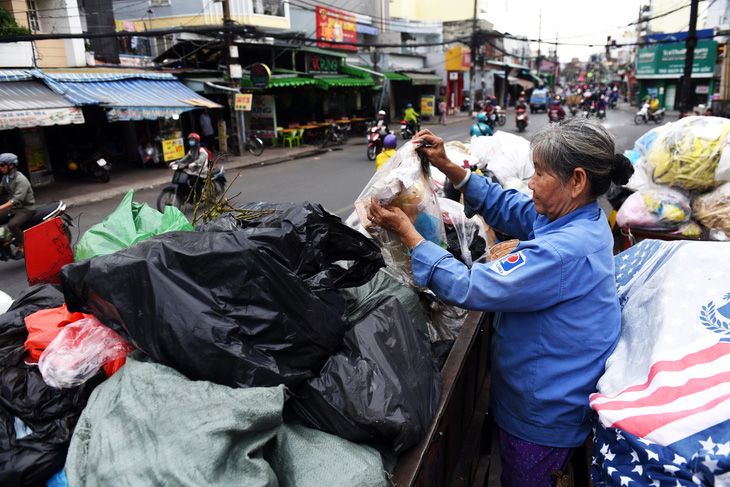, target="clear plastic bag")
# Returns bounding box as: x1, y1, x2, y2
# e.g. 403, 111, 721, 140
692, 181, 730, 239
469, 131, 533, 191
38, 316, 134, 389
647, 116, 730, 191
354, 141, 446, 287
615, 188, 691, 231
439, 197, 490, 267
